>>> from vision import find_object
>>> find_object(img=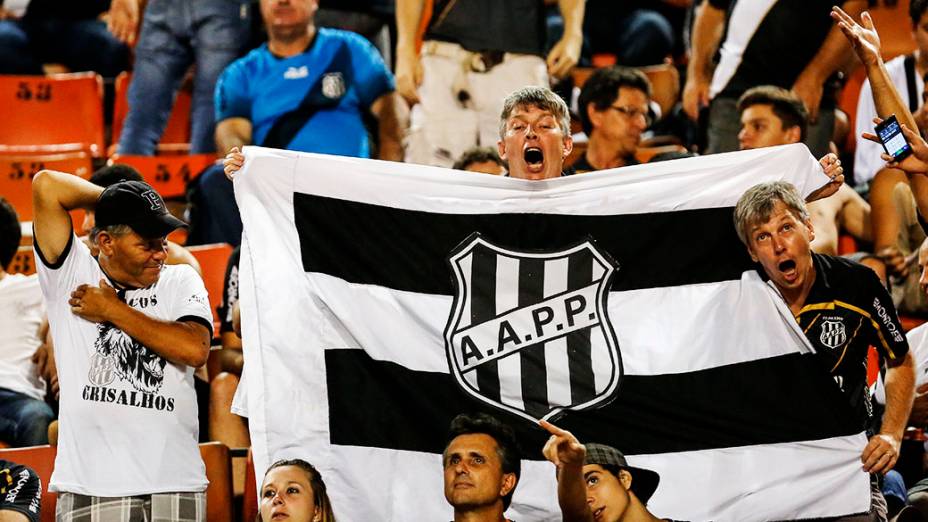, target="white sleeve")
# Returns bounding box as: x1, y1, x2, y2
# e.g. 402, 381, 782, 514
853, 79, 885, 187
35, 234, 97, 301
167, 264, 214, 335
